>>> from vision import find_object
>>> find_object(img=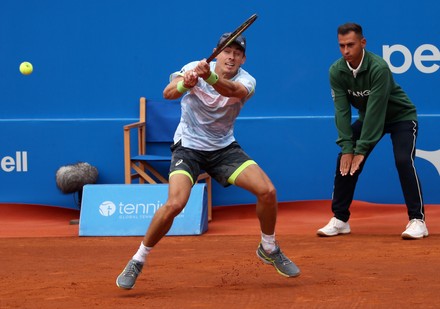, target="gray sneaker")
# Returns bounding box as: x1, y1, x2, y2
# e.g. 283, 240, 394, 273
116, 259, 144, 289
256, 243, 300, 278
